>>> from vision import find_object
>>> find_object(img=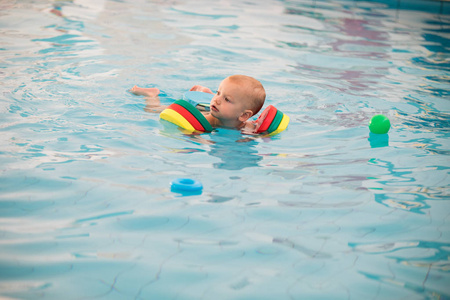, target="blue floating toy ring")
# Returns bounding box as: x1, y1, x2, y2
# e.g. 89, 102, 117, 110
171, 178, 203, 192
